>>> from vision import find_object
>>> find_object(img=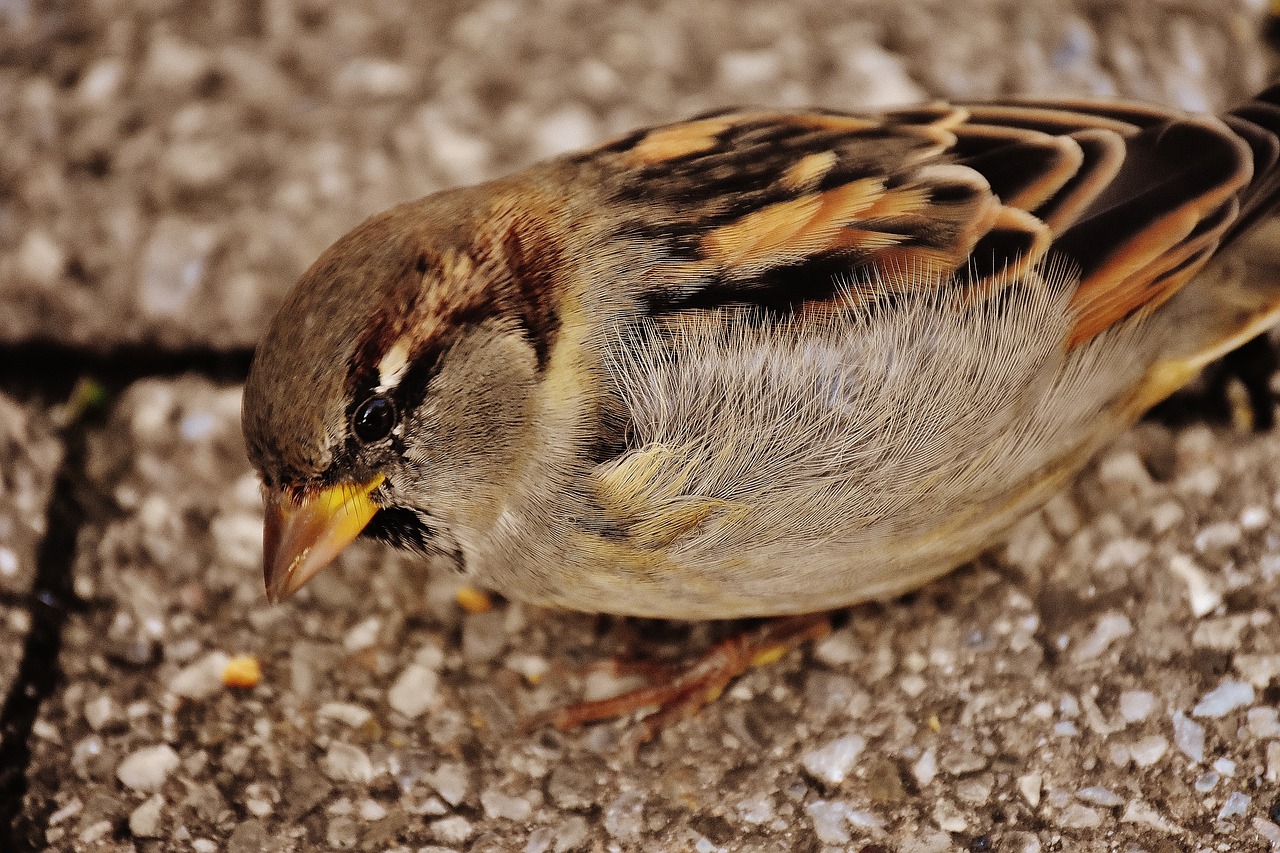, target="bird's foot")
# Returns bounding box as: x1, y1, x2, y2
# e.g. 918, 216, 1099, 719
535, 613, 831, 750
